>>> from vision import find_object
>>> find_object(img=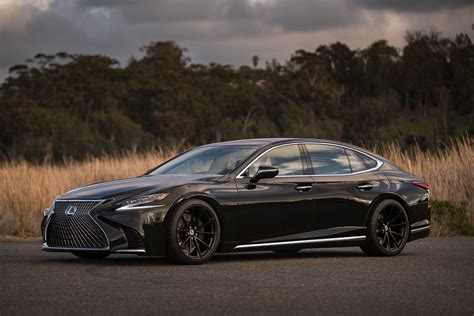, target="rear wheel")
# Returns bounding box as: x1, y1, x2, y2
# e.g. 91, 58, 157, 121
72, 251, 110, 259
361, 199, 409, 256
166, 199, 220, 265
